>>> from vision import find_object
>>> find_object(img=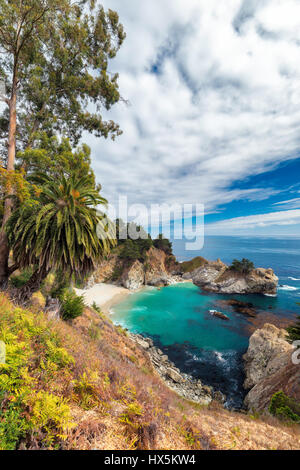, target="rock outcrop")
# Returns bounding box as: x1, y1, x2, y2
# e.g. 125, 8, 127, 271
88, 247, 180, 291
243, 324, 300, 411
130, 333, 226, 406
183, 259, 278, 295
144, 247, 174, 287
243, 324, 293, 390
121, 260, 145, 290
